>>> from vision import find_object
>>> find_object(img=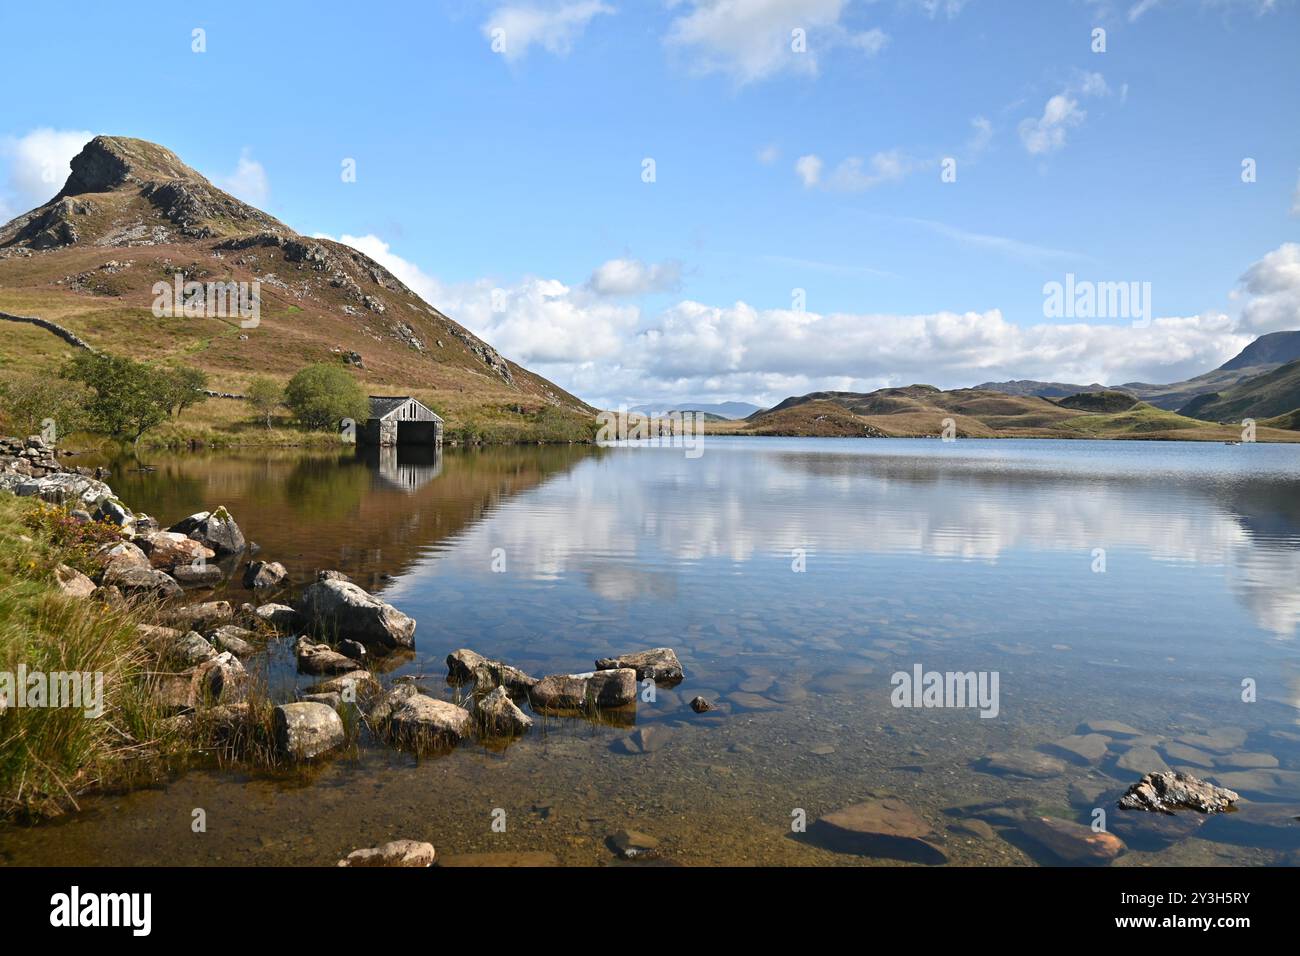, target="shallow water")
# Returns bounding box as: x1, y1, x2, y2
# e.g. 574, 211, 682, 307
3, 437, 1299, 866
